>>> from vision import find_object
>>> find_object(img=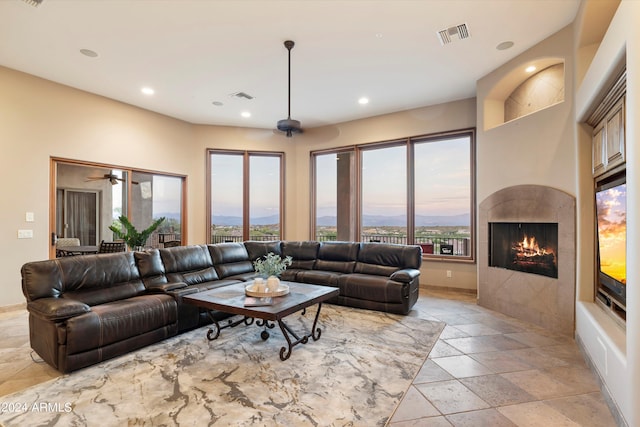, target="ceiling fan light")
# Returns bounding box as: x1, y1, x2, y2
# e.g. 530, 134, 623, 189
277, 118, 302, 137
